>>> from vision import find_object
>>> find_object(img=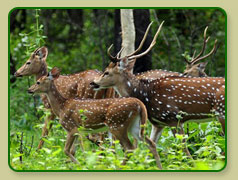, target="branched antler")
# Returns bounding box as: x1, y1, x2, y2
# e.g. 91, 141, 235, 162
184, 26, 217, 65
